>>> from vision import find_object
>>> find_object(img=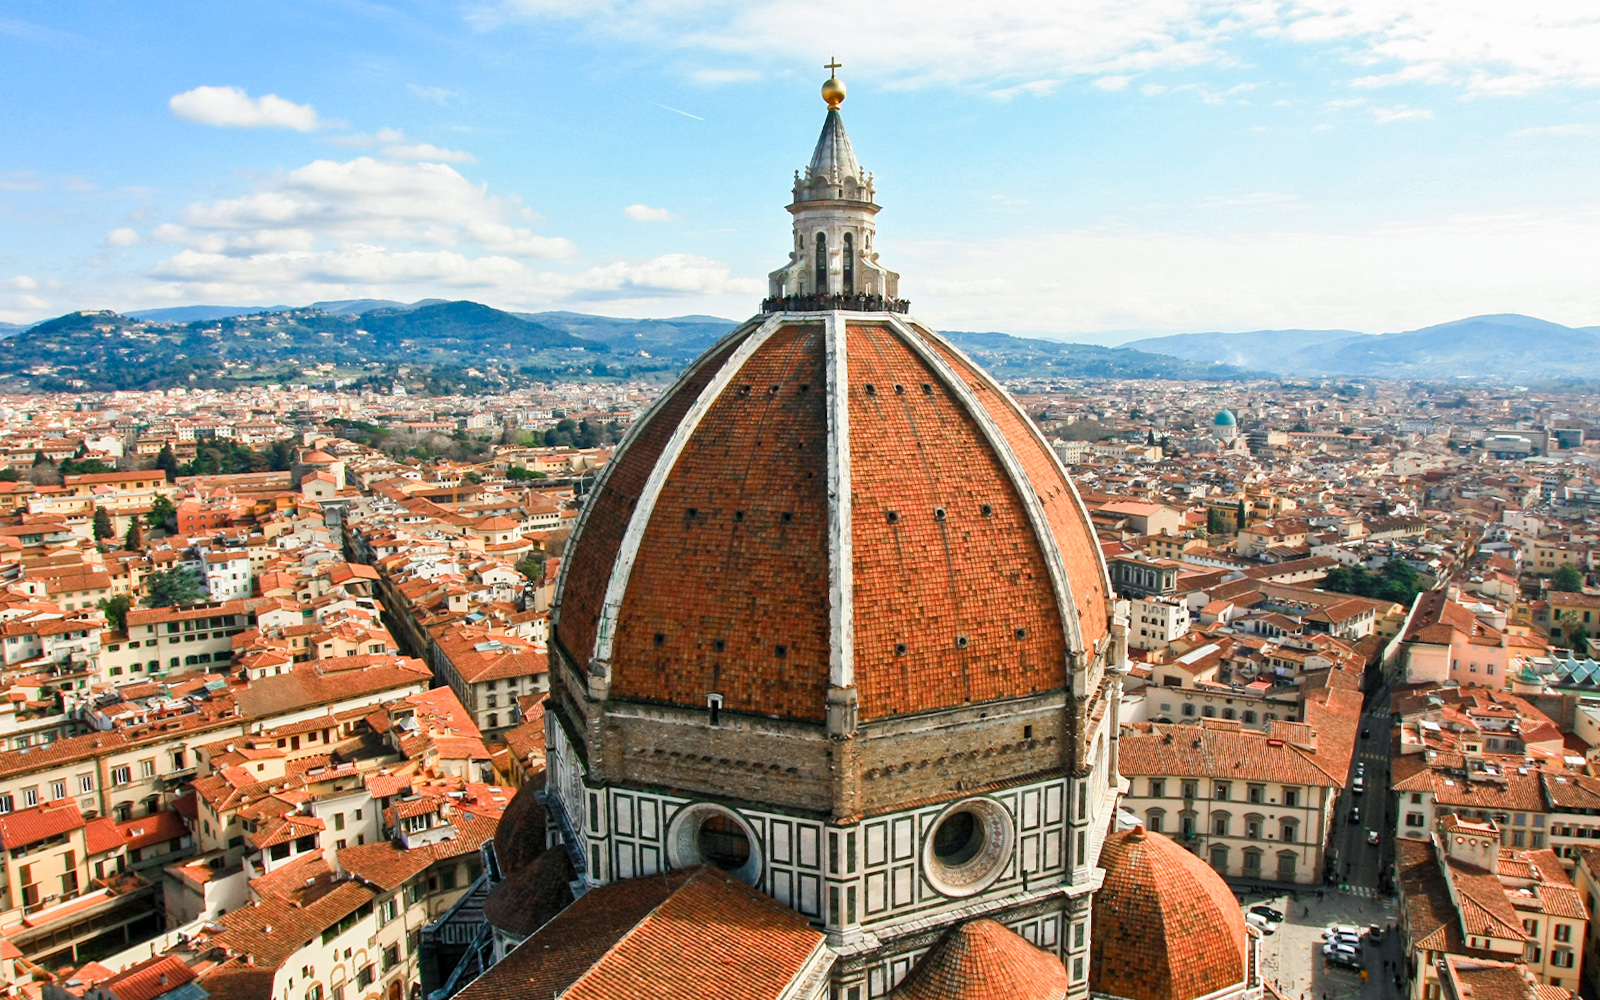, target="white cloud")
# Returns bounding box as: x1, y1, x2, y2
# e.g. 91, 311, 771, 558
1370, 104, 1433, 123
0, 276, 46, 324
988, 80, 1060, 101
0, 171, 44, 191
894, 206, 1600, 334
1093, 75, 1132, 91
169, 85, 321, 131
106, 228, 139, 247
551, 254, 764, 299
160, 157, 569, 255
129, 154, 632, 307
407, 84, 461, 104
1514, 123, 1590, 136
624, 204, 676, 222
325, 128, 408, 148
483, 1, 1600, 97
384, 142, 478, 163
